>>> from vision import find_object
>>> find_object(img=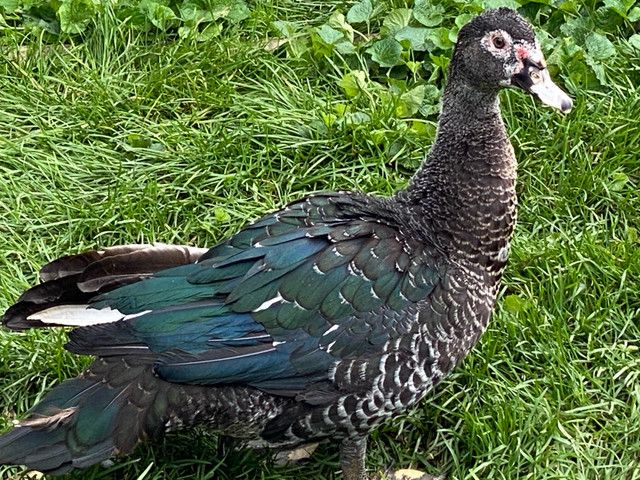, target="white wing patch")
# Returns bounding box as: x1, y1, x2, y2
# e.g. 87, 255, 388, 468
28, 305, 125, 326
324, 324, 340, 336
252, 293, 284, 312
